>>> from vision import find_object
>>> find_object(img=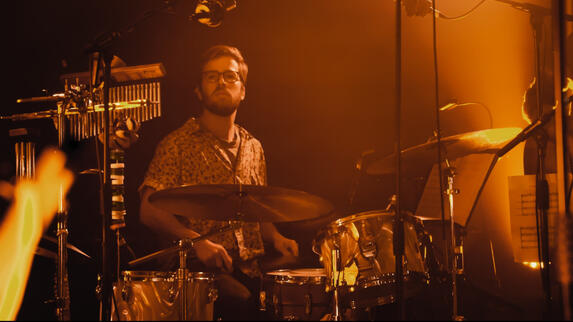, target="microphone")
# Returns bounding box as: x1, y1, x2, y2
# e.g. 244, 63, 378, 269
190, 0, 237, 28
439, 99, 494, 128
439, 99, 458, 112
497, 109, 555, 158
